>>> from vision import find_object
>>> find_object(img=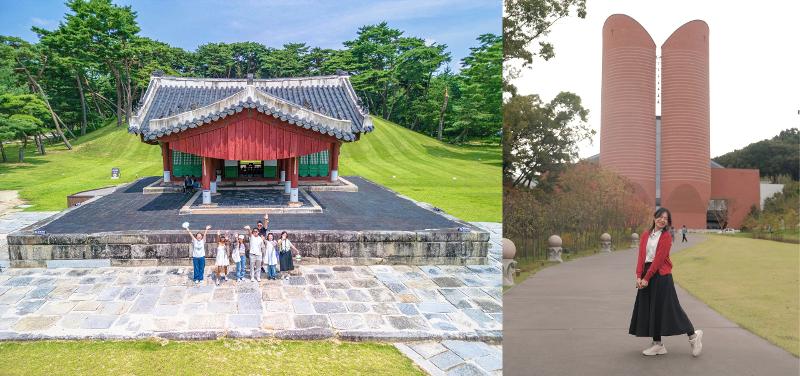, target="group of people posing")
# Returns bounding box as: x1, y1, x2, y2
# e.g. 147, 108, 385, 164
184, 214, 299, 286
